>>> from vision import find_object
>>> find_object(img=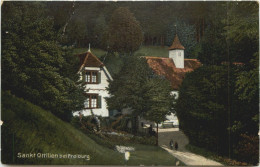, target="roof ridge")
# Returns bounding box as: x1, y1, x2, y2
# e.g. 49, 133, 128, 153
145, 56, 170, 59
